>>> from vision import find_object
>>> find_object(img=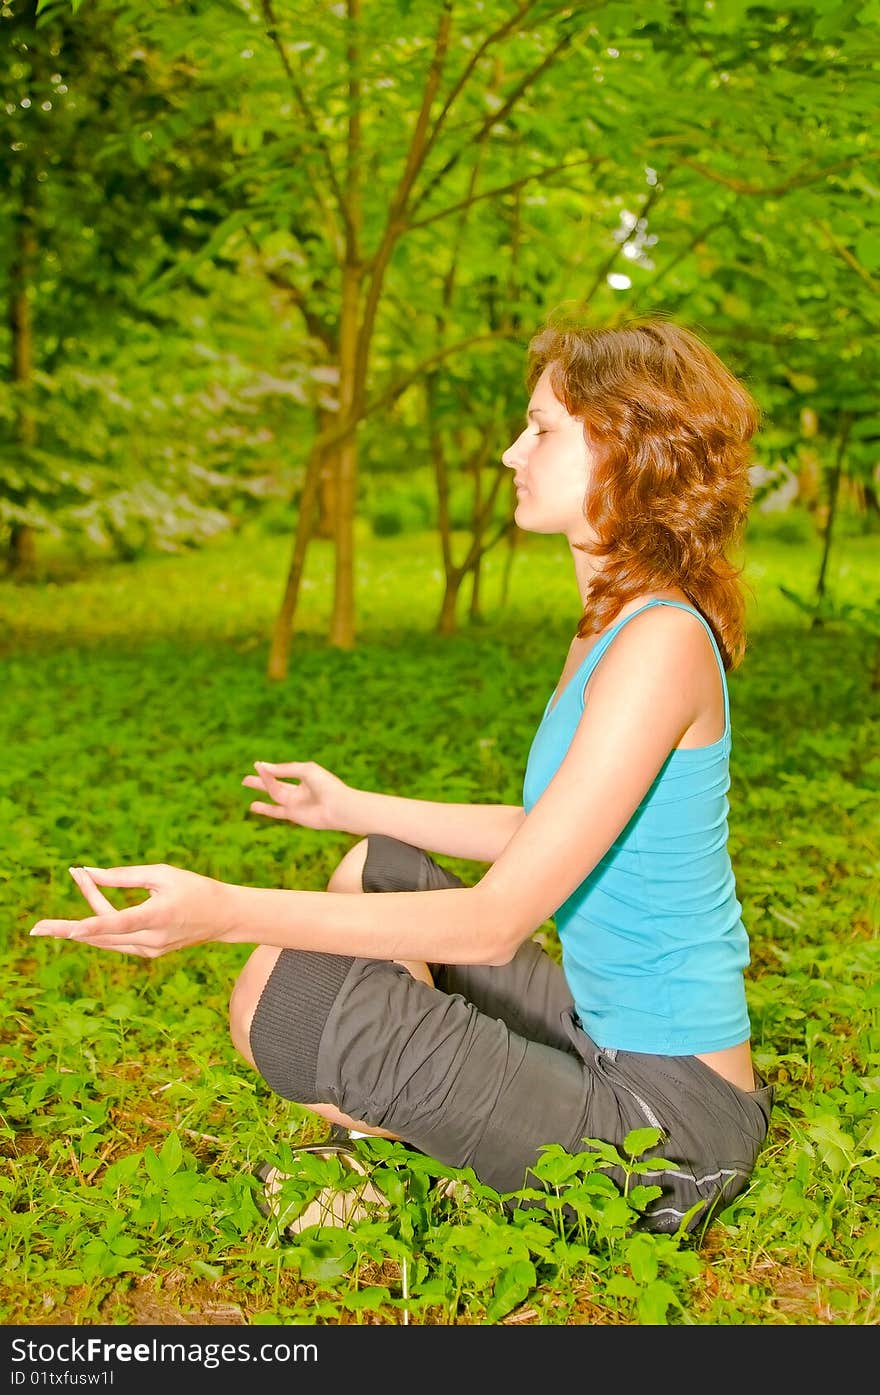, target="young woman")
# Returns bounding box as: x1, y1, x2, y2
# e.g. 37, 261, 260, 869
31, 316, 774, 1237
